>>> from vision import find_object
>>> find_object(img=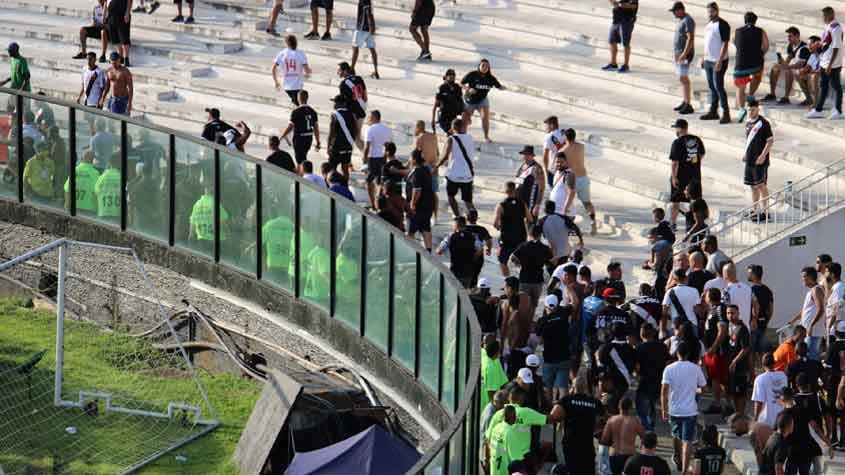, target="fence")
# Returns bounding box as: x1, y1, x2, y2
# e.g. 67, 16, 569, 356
0, 87, 481, 475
